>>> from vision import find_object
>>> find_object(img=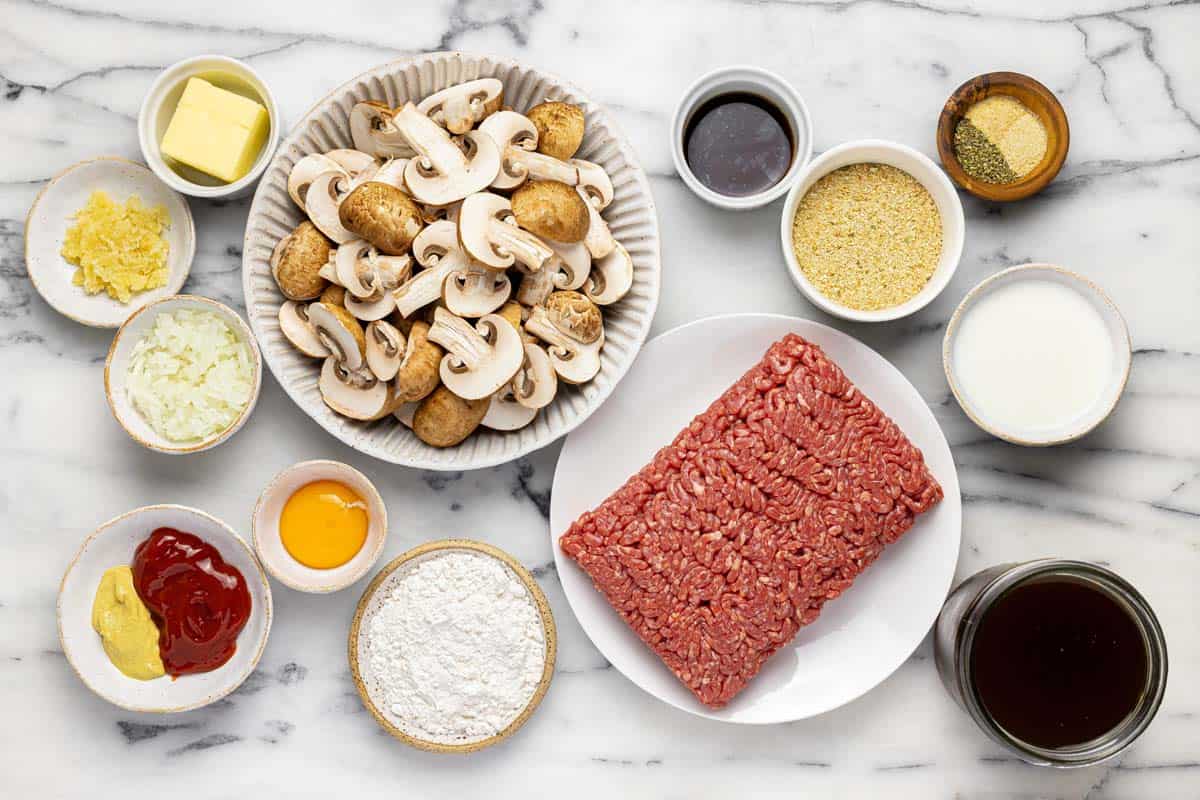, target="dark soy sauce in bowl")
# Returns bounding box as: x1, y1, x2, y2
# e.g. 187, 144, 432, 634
970, 576, 1150, 749
683, 93, 794, 197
